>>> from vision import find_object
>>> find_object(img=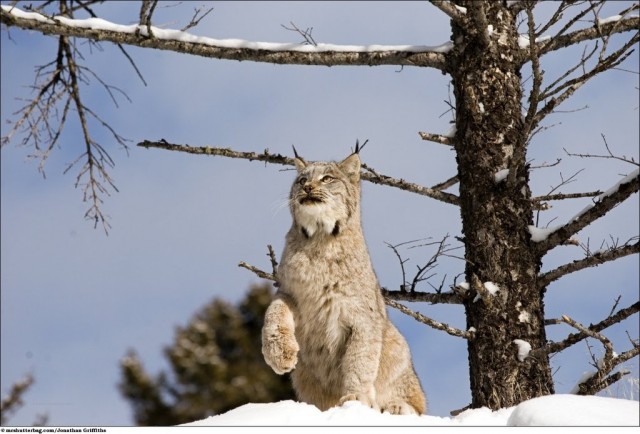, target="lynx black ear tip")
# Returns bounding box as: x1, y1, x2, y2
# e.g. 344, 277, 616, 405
292, 145, 307, 163
354, 139, 369, 155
